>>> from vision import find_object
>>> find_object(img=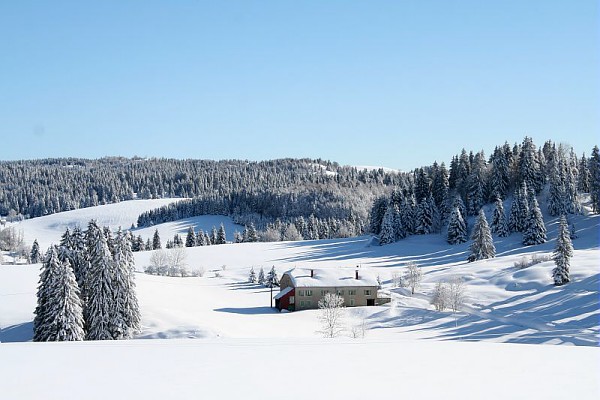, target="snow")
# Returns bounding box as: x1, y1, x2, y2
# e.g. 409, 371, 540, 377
354, 165, 402, 173
1, 200, 599, 398
284, 267, 379, 287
